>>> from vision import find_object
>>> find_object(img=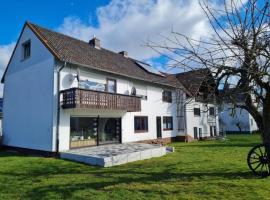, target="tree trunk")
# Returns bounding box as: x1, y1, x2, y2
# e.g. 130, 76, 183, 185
262, 92, 270, 175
